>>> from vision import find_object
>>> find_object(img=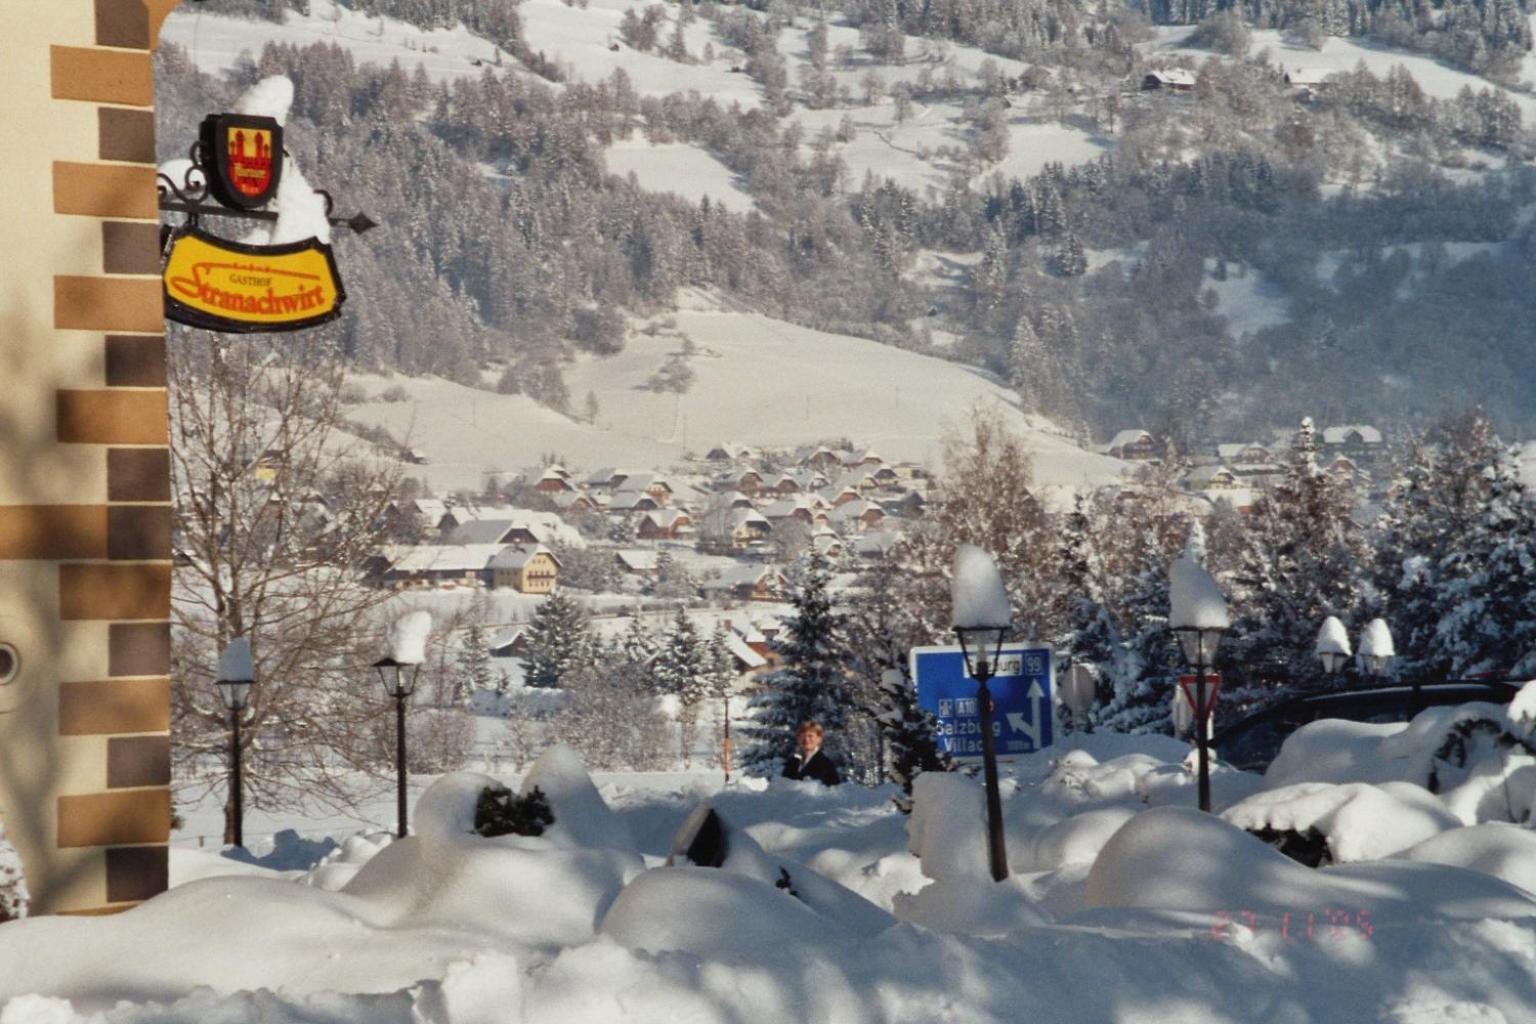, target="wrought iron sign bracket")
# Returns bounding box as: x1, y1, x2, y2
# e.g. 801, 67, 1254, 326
156, 140, 378, 236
